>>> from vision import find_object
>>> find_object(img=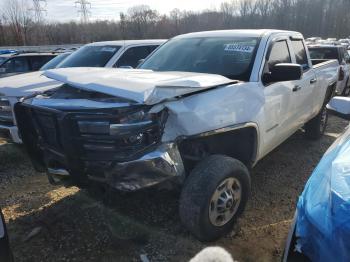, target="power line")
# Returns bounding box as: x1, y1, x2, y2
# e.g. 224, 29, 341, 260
75, 0, 92, 23
29, 0, 47, 23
